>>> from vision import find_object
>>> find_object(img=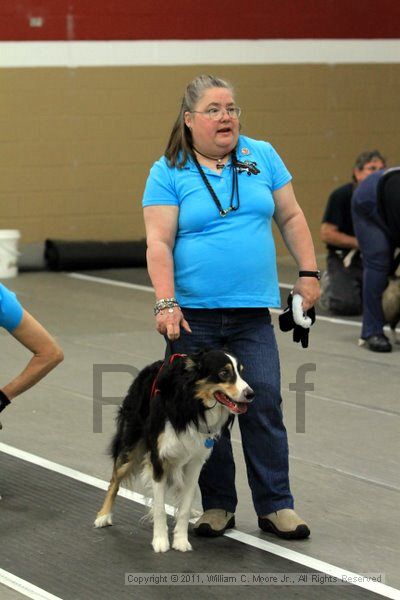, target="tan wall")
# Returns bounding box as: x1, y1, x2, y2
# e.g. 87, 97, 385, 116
1, 65, 399, 255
